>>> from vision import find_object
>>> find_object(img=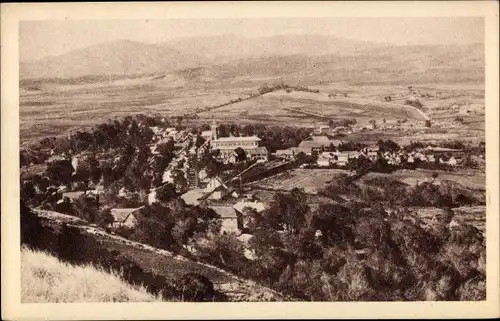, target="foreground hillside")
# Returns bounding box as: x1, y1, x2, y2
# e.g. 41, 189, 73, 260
21, 247, 162, 303
25, 208, 287, 302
